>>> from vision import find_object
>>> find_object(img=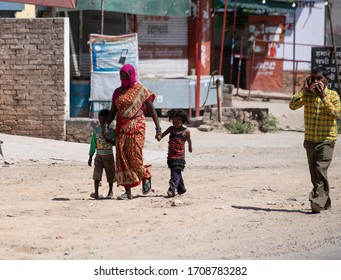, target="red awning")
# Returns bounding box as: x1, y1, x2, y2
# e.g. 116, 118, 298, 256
0, 0, 77, 9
